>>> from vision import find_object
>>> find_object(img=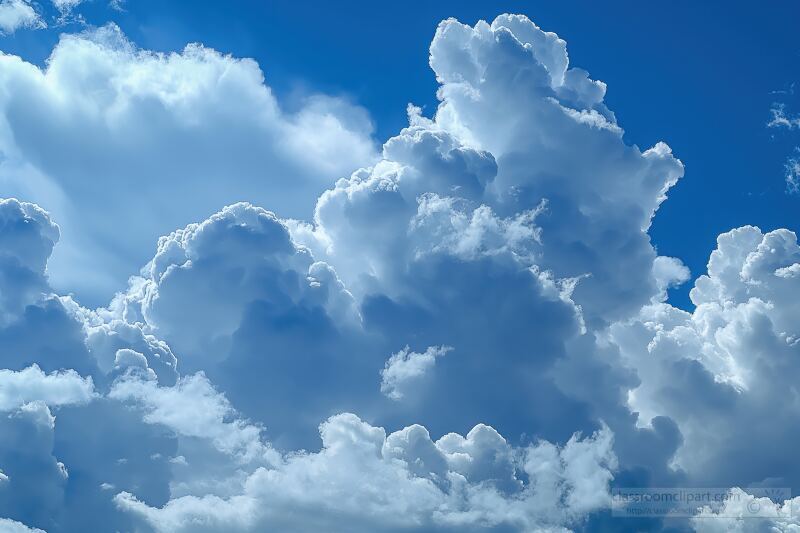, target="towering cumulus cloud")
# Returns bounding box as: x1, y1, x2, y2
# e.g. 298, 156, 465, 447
0, 12, 795, 533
